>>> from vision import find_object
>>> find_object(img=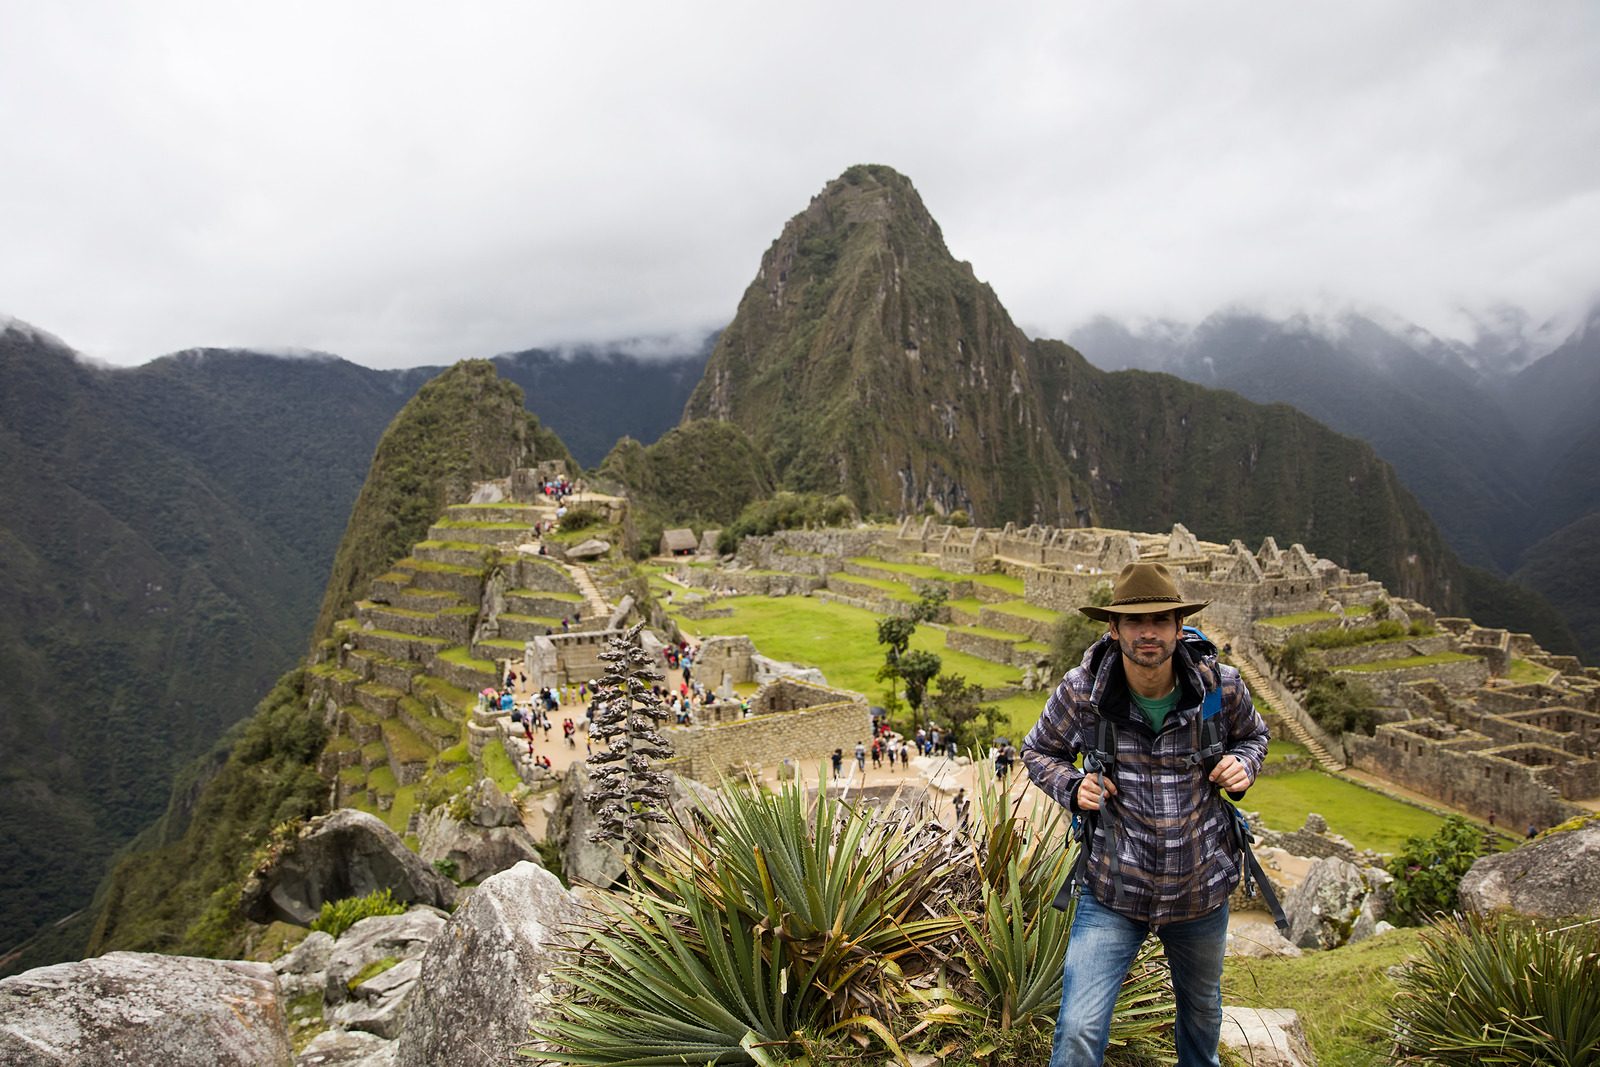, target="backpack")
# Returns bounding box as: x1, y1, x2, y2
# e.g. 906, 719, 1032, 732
1052, 626, 1287, 931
